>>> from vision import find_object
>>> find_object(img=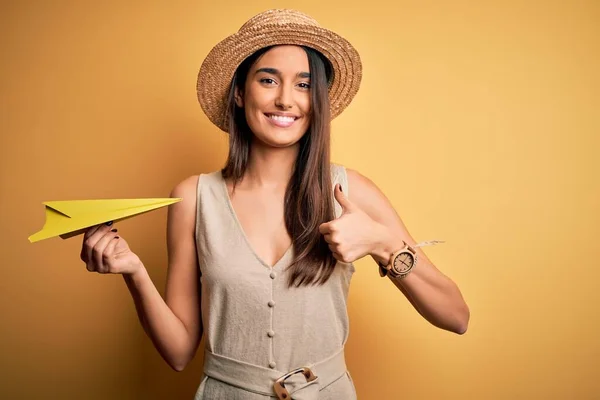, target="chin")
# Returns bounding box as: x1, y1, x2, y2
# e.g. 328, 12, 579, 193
254, 126, 308, 148
261, 136, 302, 149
